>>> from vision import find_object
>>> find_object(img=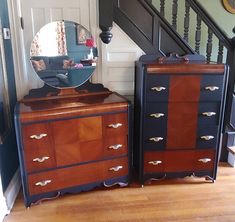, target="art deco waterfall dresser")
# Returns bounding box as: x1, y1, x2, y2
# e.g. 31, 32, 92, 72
14, 21, 131, 207
134, 54, 228, 185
